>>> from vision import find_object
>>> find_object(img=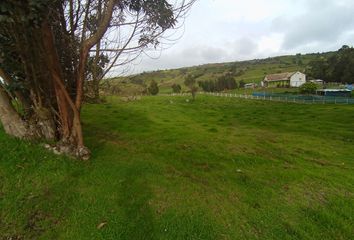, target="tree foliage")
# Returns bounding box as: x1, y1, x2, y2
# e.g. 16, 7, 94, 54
307, 46, 354, 84
299, 82, 318, 94
171, 83, 182, 93
239, 80, 246, 88
148, 80, 159, 95
184, 74, 198, 100
198, 73, 237, 92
